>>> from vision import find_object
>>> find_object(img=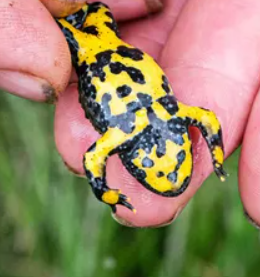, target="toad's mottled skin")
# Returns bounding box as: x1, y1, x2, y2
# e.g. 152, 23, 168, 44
57, 2, 227, 213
